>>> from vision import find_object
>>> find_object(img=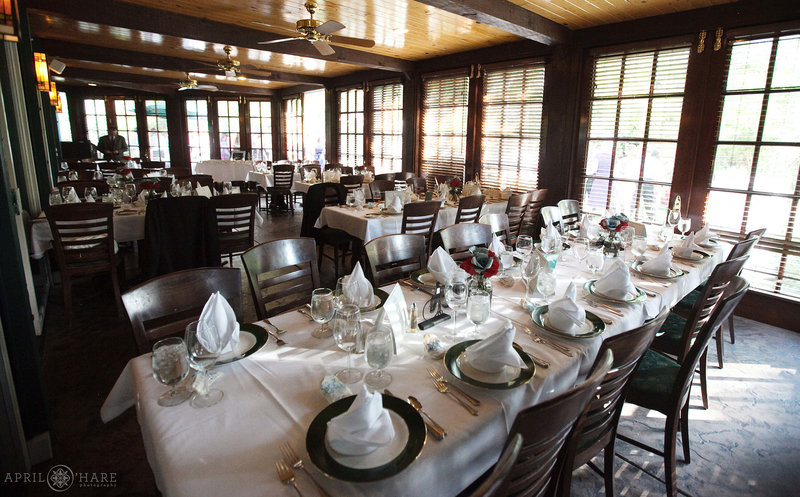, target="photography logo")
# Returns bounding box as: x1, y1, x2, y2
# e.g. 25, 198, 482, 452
47, 465, 74, 492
